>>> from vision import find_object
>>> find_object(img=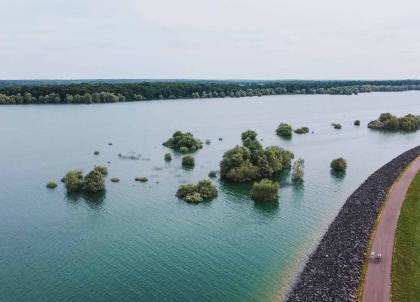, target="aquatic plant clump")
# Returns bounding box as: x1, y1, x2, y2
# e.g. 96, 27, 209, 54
276, 123, 293, 137
163, 131, 203, 153
220, 130, 294, 182
208, 170, 217, 178
368, 113, 420, 132
354, 120, 361, 126
330, 158, 347, 172
182, 155, 195, 167
294, 127, 309, 134
331, 123, 342, 129
250, 179, 279, 202
176, 180, 218, 203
